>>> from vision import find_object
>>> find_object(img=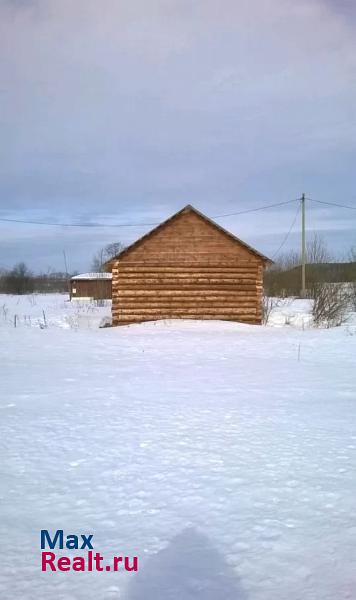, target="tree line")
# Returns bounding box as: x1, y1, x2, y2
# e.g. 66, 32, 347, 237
2, 237, 355, 308
264, 234, 356, 297
0, 242, 125, 295
263, 234, 356, 327
0, 263, 72, 295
